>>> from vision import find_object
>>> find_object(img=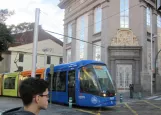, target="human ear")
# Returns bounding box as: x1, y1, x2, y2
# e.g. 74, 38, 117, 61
35, 95, 40, 103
